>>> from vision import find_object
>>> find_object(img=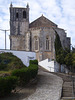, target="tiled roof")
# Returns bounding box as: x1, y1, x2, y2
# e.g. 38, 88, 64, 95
29, 15, 57, 28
